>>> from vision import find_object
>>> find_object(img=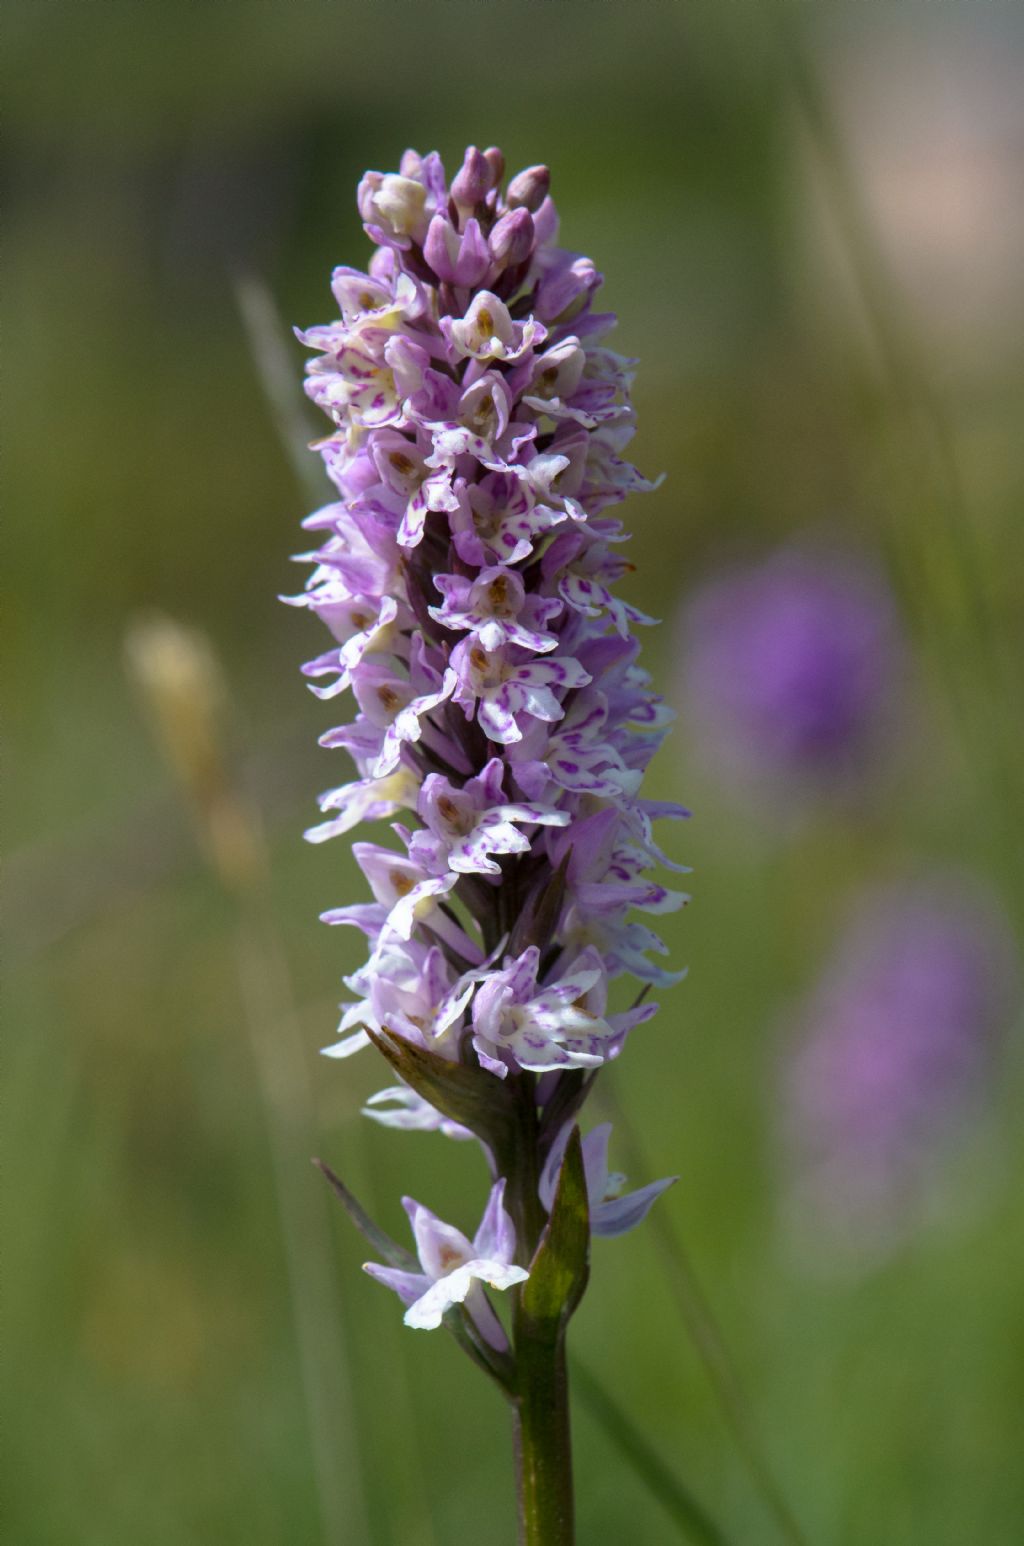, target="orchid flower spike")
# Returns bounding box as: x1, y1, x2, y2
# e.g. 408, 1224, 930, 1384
293, 144, 688, 1540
